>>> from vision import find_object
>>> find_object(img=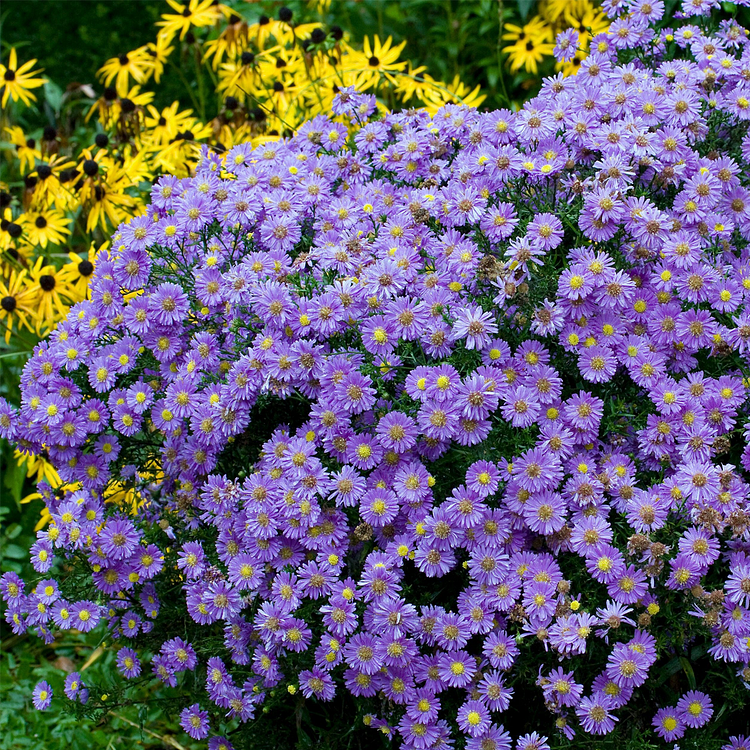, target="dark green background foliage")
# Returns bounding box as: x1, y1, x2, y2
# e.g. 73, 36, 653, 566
1, 1, 161, 88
